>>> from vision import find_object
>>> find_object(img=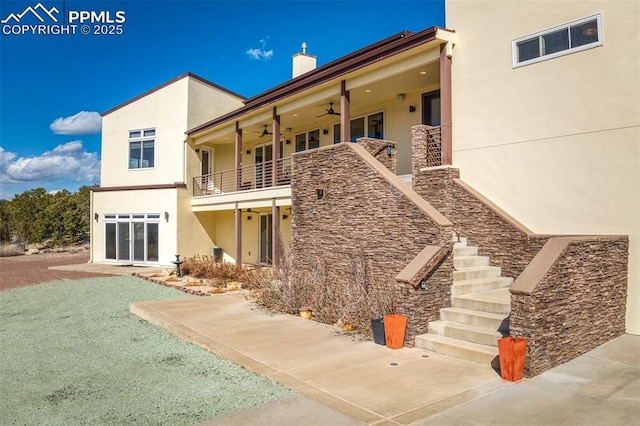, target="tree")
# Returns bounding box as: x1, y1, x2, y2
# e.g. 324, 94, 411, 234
0, 200, 12, 243
2, 186, 93, 247
9, 188, 49, 244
